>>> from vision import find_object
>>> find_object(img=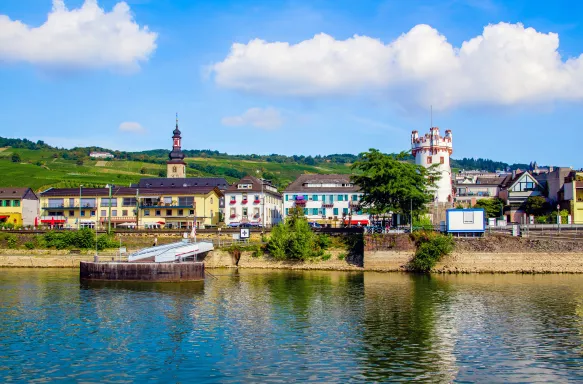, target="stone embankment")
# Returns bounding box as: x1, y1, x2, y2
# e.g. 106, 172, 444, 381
2, 233, 583, 273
